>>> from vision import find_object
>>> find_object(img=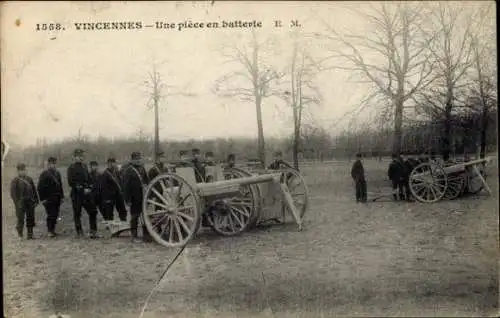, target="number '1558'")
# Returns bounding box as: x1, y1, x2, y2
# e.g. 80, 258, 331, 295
36, 23, 64, 31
